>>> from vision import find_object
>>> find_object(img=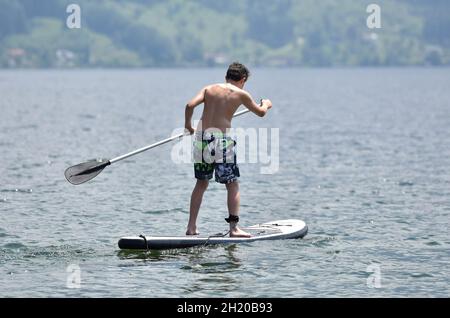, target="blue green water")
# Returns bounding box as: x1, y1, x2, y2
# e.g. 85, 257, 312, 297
0, 68, 449, 297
